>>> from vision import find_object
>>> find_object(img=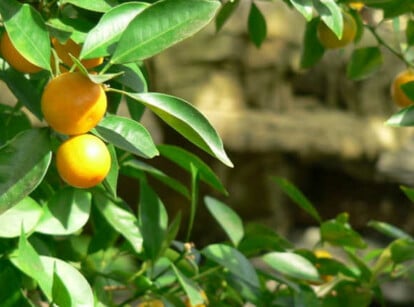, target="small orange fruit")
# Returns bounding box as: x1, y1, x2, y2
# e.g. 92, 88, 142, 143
41, 72, 107, 135
0, 31, 42, 73
52, 37, 103, 70
314, 249, 334, 283
391, 69, 414, 108
317, 11, 357, 49
56, 134, 111, 188
349, 2, 364, 11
